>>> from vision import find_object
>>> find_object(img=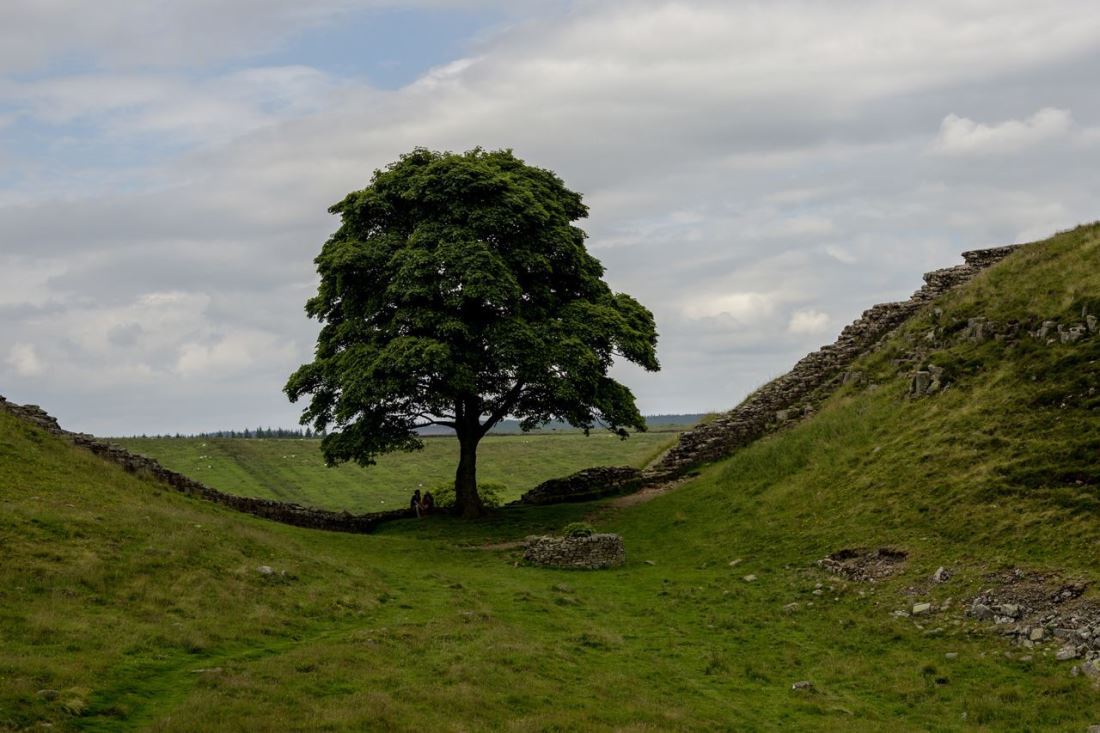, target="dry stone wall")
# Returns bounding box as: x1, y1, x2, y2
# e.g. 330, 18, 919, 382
523, 533, 626, 569
0, 396, 411, 533
1, 244, 1029, 521
517, 466, 643, 505
643, 244, 1024, 482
